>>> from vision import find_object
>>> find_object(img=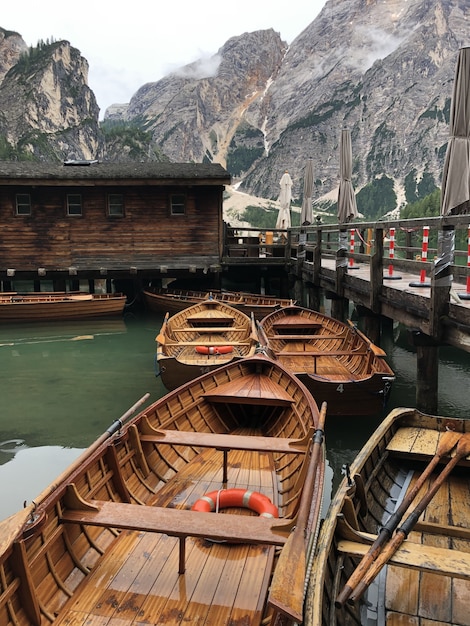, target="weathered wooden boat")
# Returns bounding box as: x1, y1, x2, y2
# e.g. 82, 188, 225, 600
155, 297, 260, 390
0, 355, 326, 626
0, 292, 127, 321
143, 286, 294, 319
306, 406, 470, 626
257, 304, 395, 416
